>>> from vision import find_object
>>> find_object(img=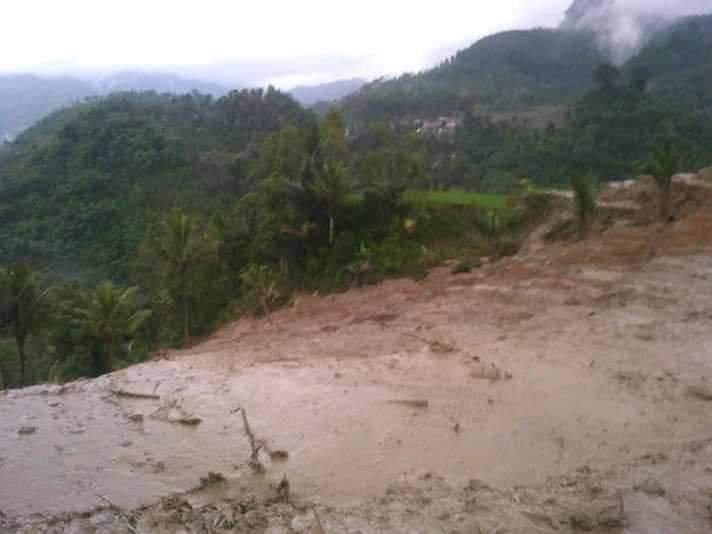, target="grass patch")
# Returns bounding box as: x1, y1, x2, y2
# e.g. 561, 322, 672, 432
403, 190, 509, 209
